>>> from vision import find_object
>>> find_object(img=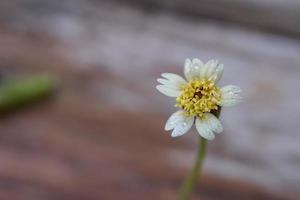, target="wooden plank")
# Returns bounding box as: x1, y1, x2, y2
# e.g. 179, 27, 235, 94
112, 0, 300, 36
0, 1, 300, 199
